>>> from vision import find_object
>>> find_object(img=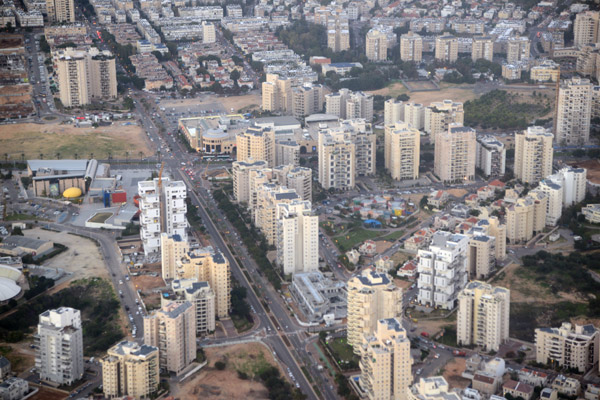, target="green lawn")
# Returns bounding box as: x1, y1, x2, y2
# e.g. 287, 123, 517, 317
4, 213, 35, 221
232, 314, 253, 333
435, 325, 457, 347
334, 228, 381, 252
380, 230, 405, 241
325, 337, 360, 371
